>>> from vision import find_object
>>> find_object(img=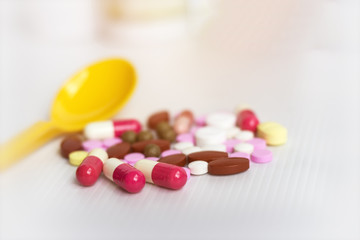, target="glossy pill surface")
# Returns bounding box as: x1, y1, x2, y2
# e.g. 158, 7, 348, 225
106, 142, 131, 159
103, 158, 145, 193
236, 110, 259, 132
132, 139, 170, 153
76, 148, 108, 186
134, 160, 187, 190
208, 157, 249, 175
147, 111, 170, 129
188, 151, 228, 163
60, 135, 83, 158
84, 119, 141, 140
158, 153, 187, 167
